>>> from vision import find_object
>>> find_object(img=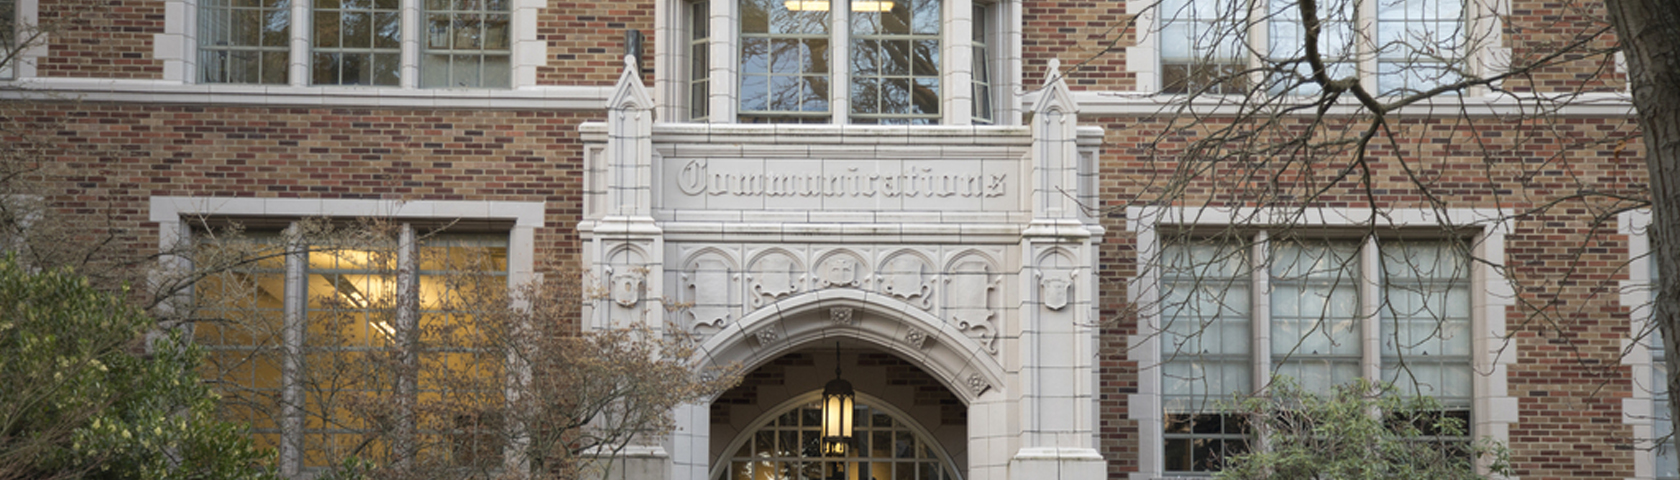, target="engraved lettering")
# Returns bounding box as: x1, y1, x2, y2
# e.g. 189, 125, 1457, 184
674, 162, 1010, 198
